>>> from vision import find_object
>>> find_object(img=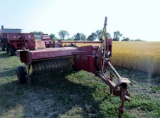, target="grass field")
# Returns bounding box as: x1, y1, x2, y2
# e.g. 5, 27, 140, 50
0, 49, 160, 118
